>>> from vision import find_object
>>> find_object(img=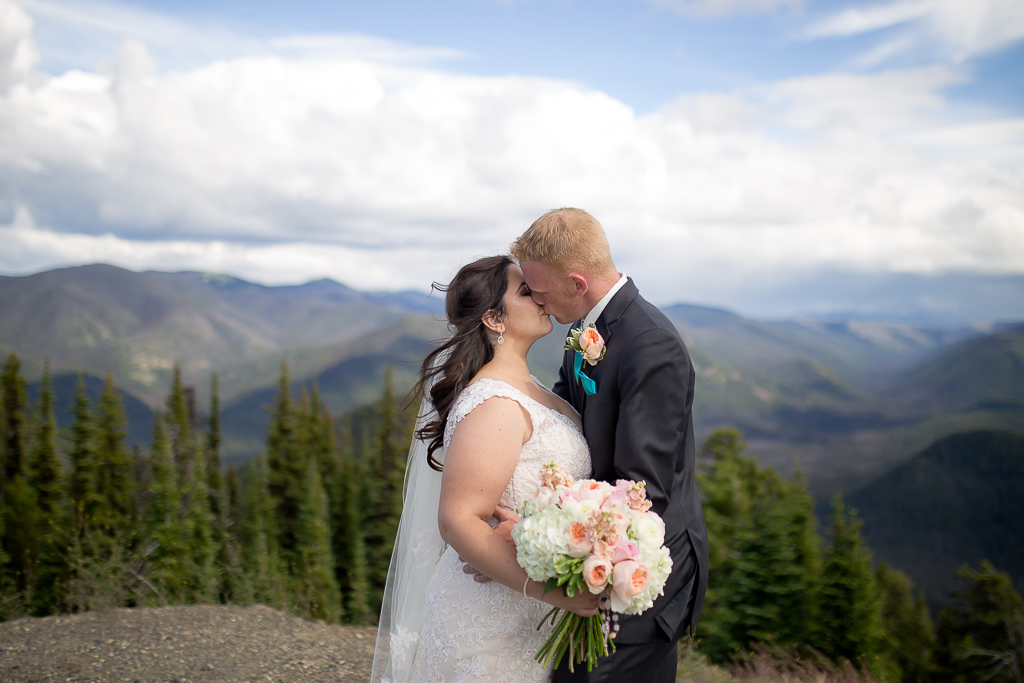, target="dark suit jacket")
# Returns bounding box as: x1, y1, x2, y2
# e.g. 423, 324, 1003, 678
553, 278, 708, 644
